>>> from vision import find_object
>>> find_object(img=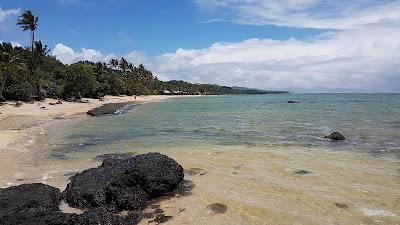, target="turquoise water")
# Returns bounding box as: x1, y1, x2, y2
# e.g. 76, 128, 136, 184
29, 94, 400, 224
51, 93, 400, 161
